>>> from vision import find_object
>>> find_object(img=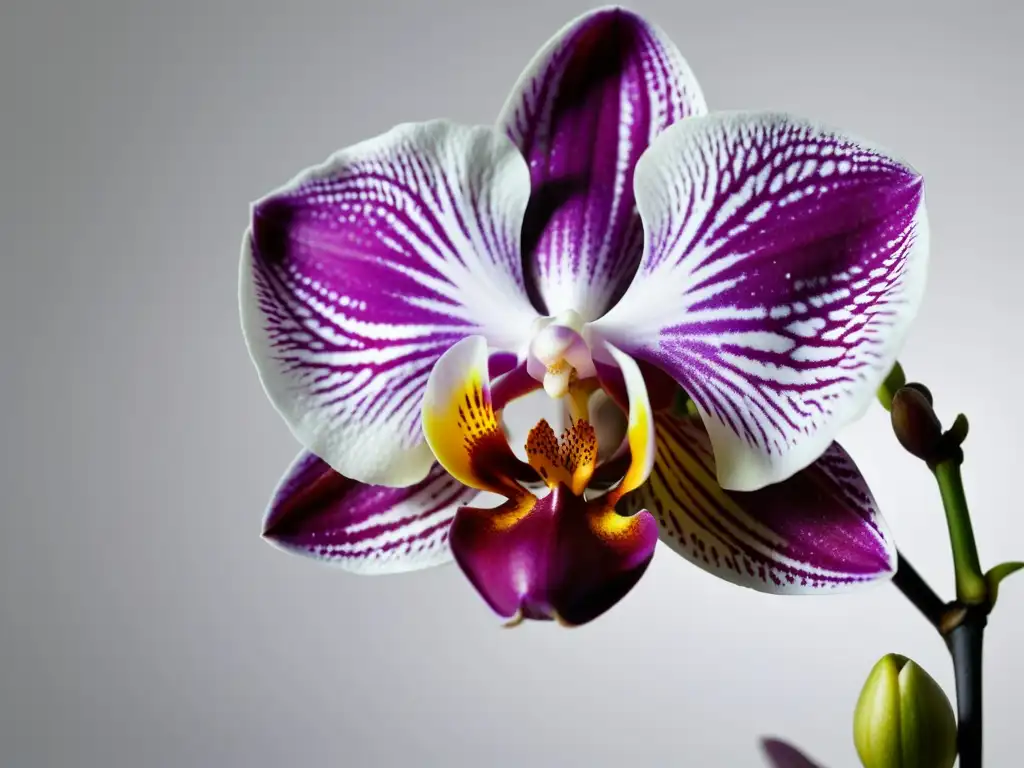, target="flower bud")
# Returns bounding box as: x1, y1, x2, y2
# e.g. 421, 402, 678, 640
853, 654, 956, 768
890, 387, 942, 461
902, 382, 933, 405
